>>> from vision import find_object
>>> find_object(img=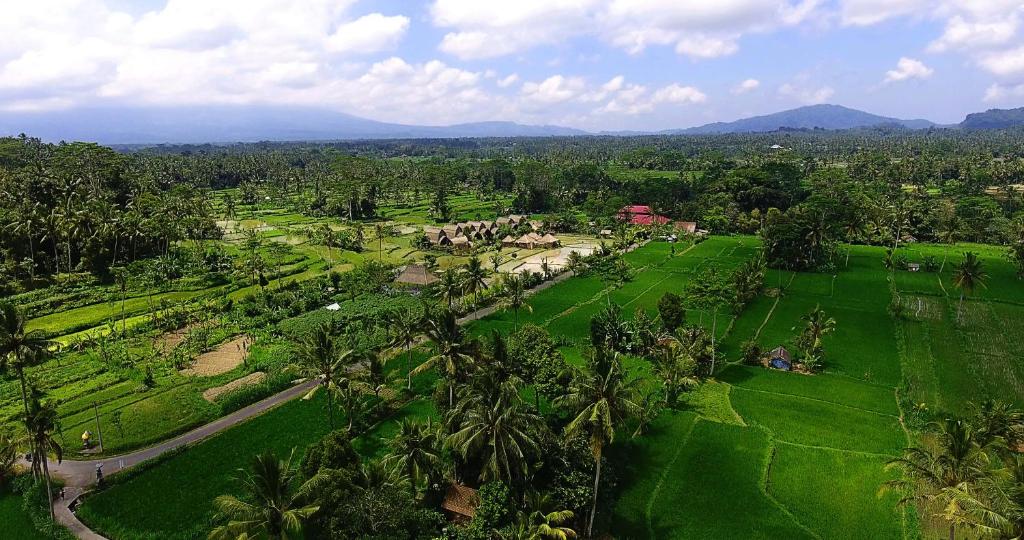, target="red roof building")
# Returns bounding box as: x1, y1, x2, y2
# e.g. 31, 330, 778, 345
618, 205, 671, 226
